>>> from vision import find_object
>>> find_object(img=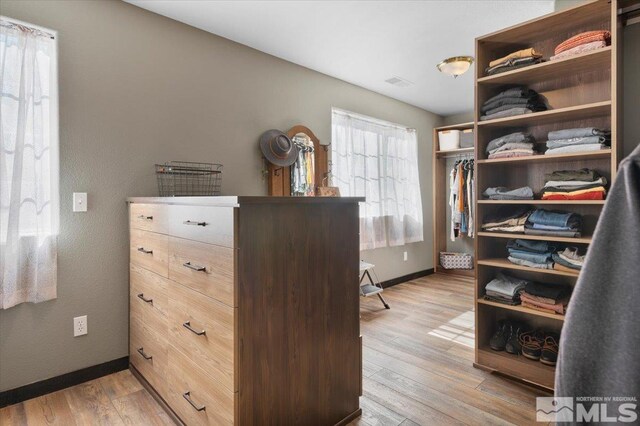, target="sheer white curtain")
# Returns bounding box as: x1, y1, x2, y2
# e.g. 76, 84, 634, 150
331, 108, 423, 250
0, 19, 59, 309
